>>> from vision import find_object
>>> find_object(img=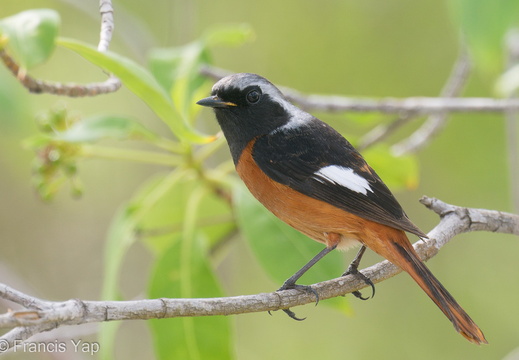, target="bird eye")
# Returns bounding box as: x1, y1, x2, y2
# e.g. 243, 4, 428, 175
246, 89, 261, 104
